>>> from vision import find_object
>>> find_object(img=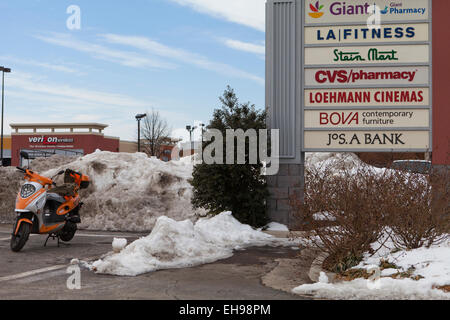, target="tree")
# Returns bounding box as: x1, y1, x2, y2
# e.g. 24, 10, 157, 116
141, 109, 172, 158
190, 86, 269, 227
